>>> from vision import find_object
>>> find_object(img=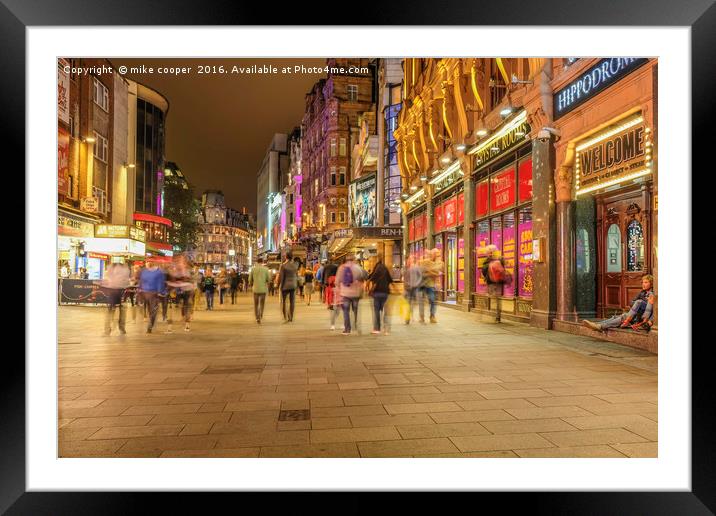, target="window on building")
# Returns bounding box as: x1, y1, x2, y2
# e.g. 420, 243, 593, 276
339, 167, 346, 186
93, 78, 109, 112
330, 138, 337, 157
347, 84, 358, 101
339, 212, 346, 223
330, 167, 337, 186
93, 131, 108, 163
330, 212, 336, 223
314, 178, 318, 196
339, 138, 347, 156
